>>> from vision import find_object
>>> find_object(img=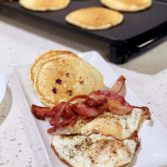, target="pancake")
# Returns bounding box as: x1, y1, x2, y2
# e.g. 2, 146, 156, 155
101, 0, 152, 12
65, 7, 123, 30
30, 51, 75, 85
19, 0, 70, 11
32, 51, 103, 106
